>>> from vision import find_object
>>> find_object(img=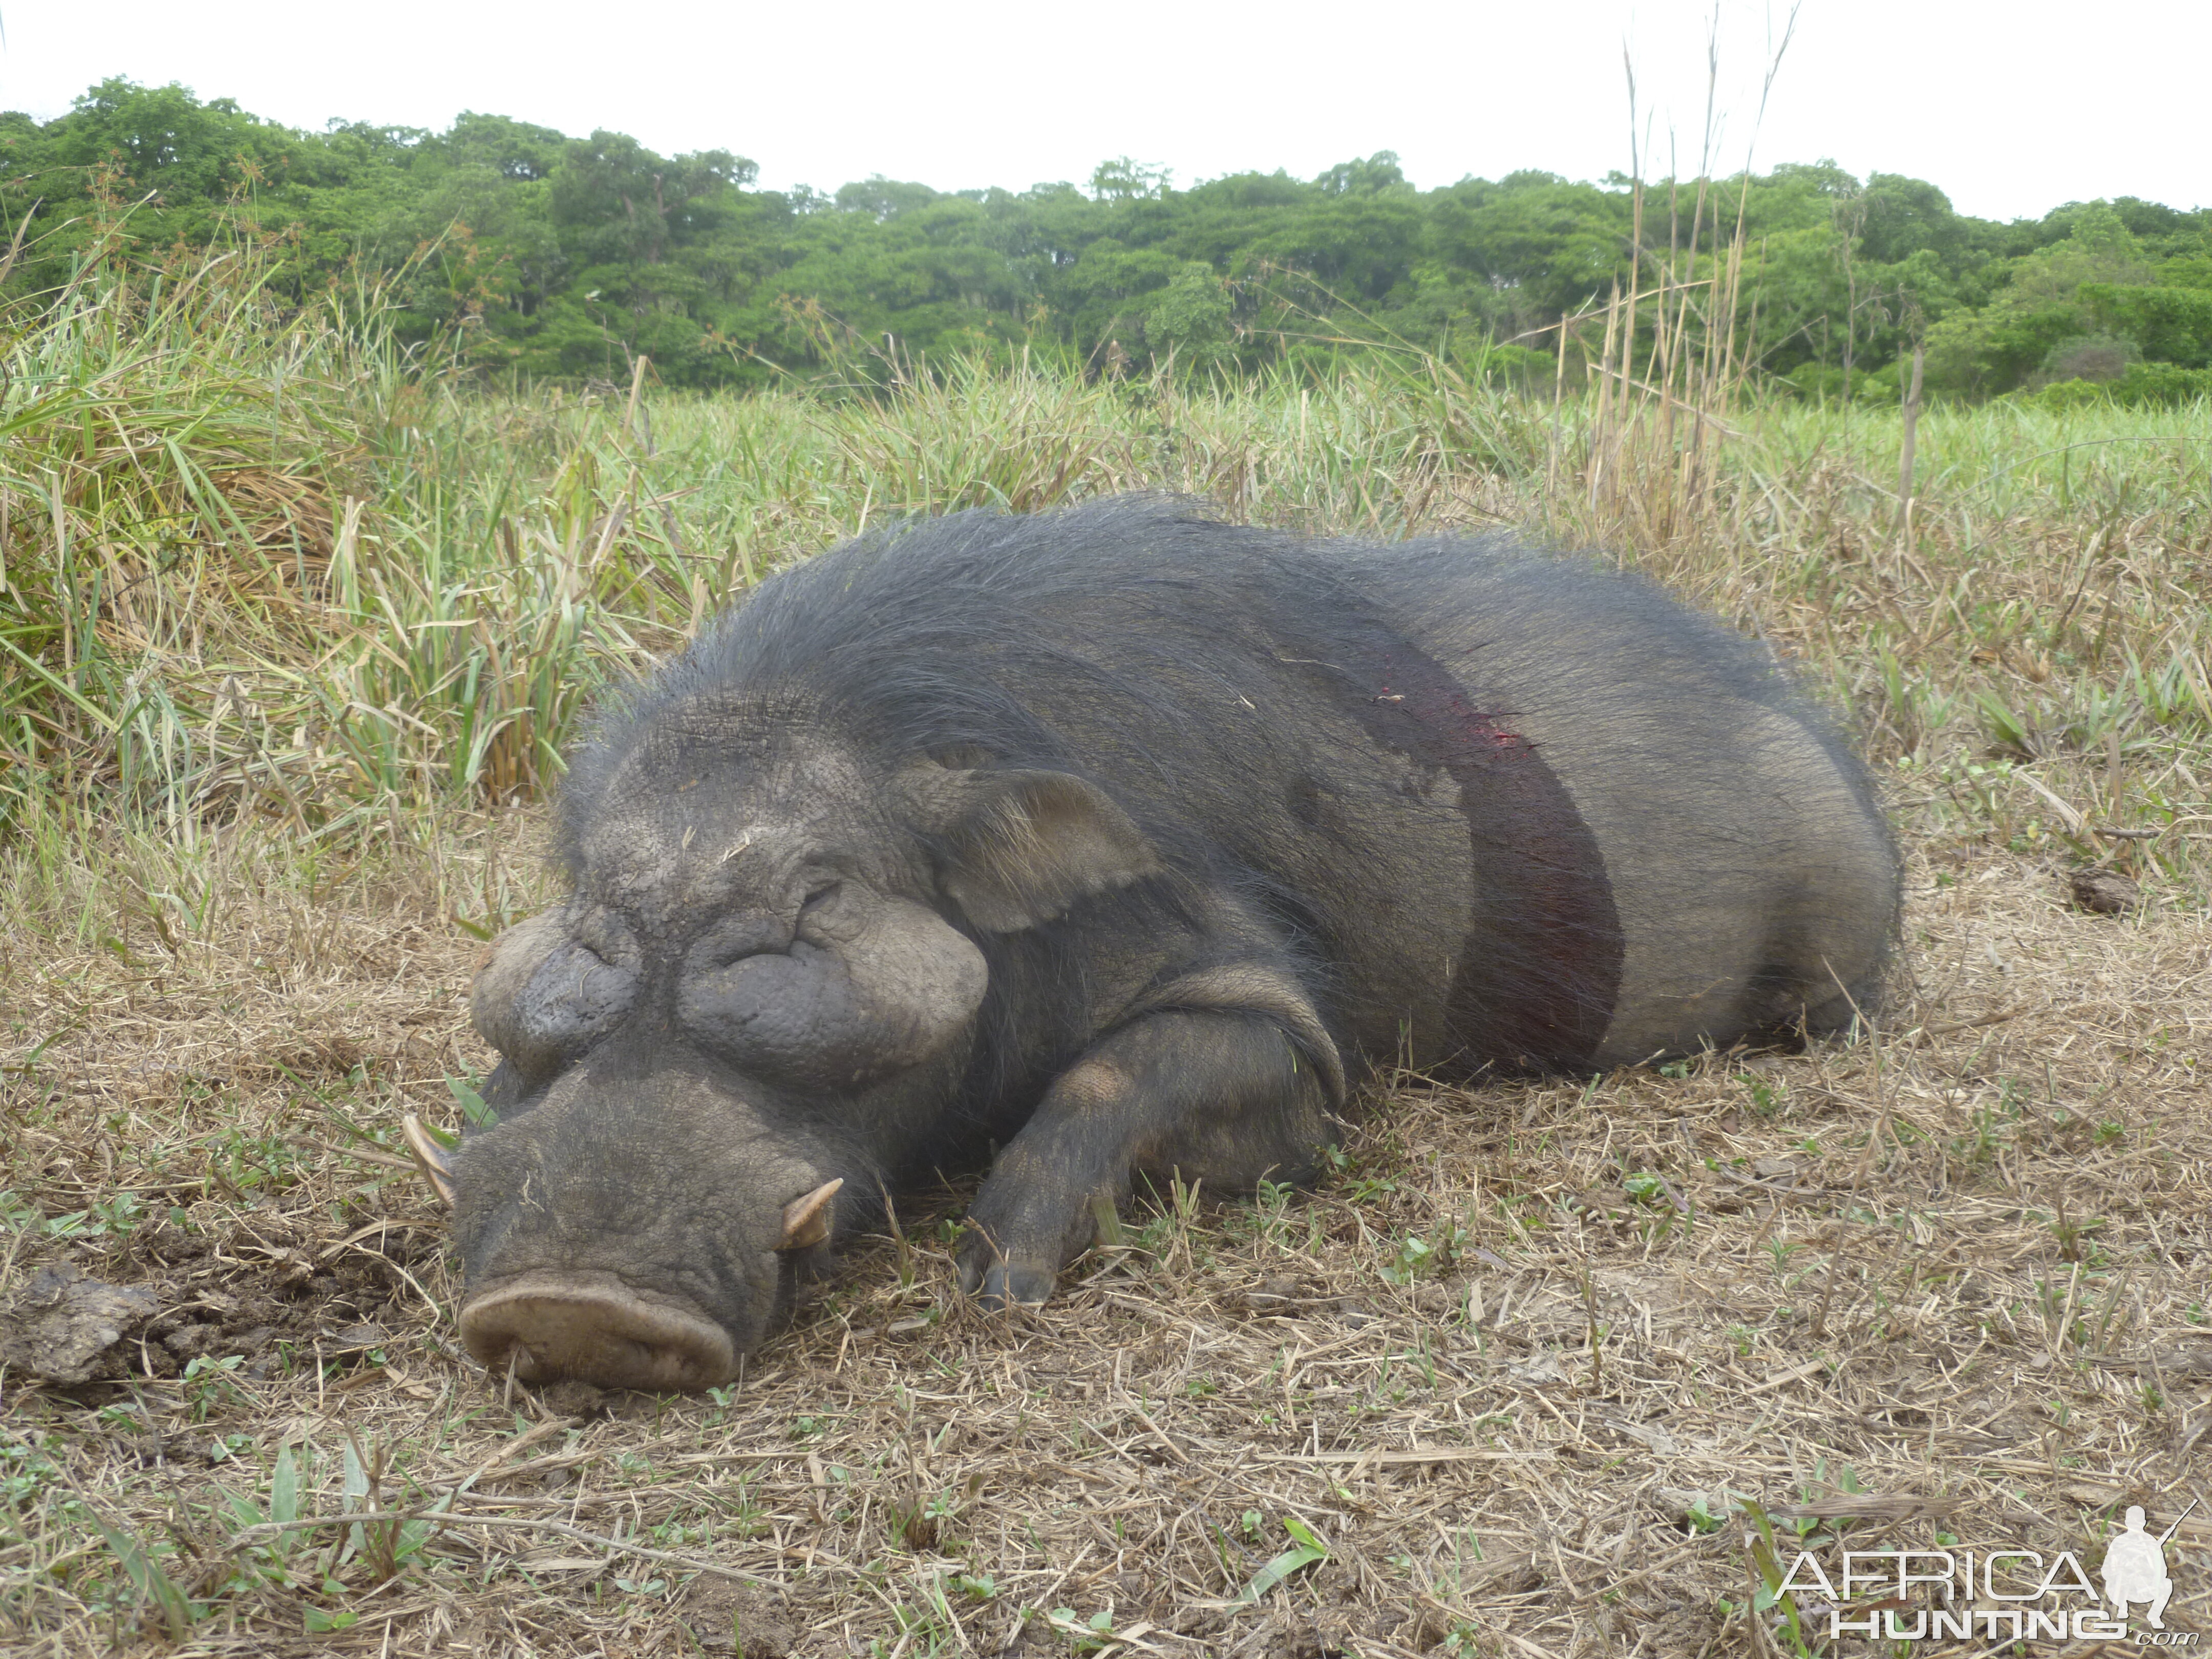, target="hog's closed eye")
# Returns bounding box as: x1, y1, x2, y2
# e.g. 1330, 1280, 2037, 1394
571, 908, 639, 965
689, 911, 796, 970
